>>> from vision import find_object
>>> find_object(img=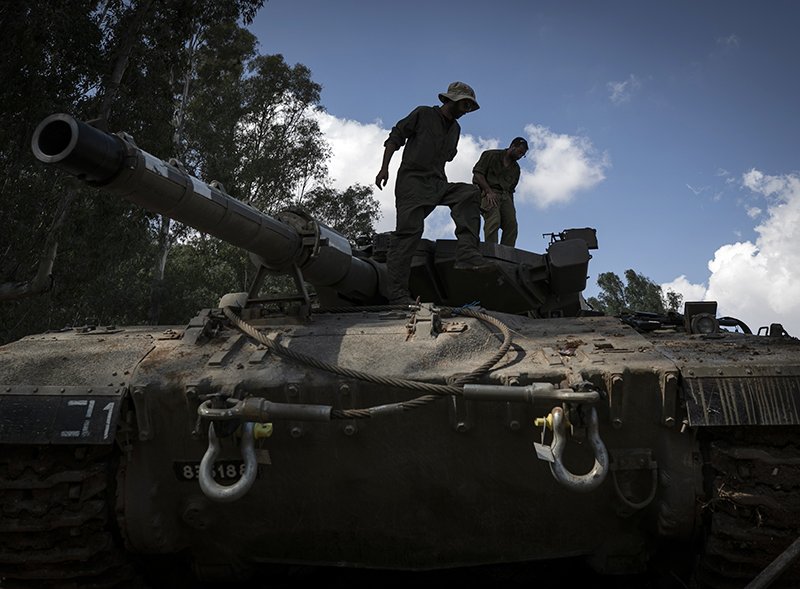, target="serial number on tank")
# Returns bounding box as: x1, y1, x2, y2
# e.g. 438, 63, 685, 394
173, 461, 264, 482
